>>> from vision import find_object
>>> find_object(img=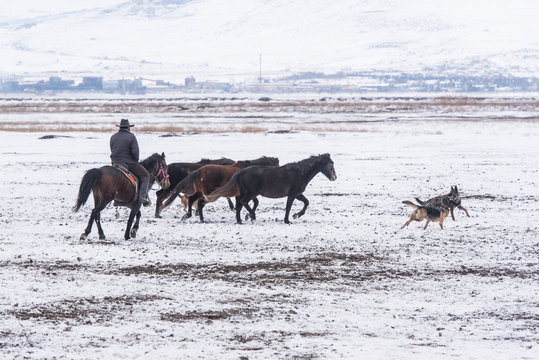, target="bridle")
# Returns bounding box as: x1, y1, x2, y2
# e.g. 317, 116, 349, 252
151, 159, 169, 187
